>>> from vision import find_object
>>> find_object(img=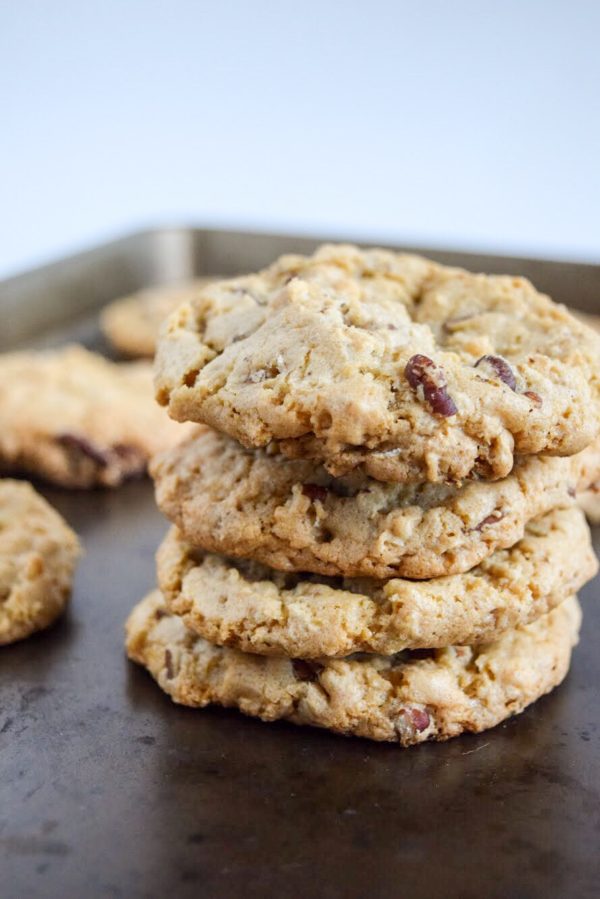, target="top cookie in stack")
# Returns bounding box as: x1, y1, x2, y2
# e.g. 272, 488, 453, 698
154, 243, 600, 484
129, 244, 600, 746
